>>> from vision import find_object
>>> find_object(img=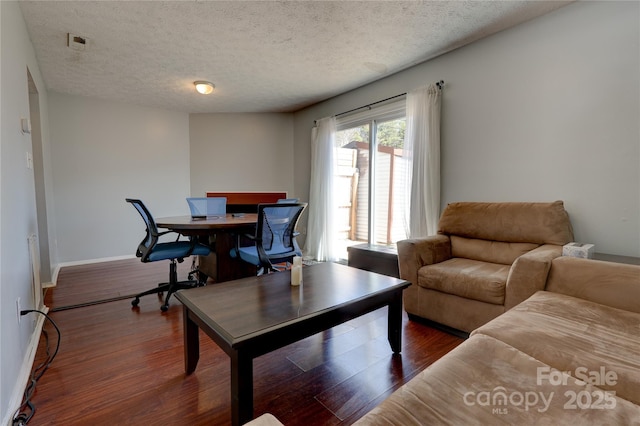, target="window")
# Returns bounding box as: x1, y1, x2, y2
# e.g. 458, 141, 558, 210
333, 100, 407, 260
